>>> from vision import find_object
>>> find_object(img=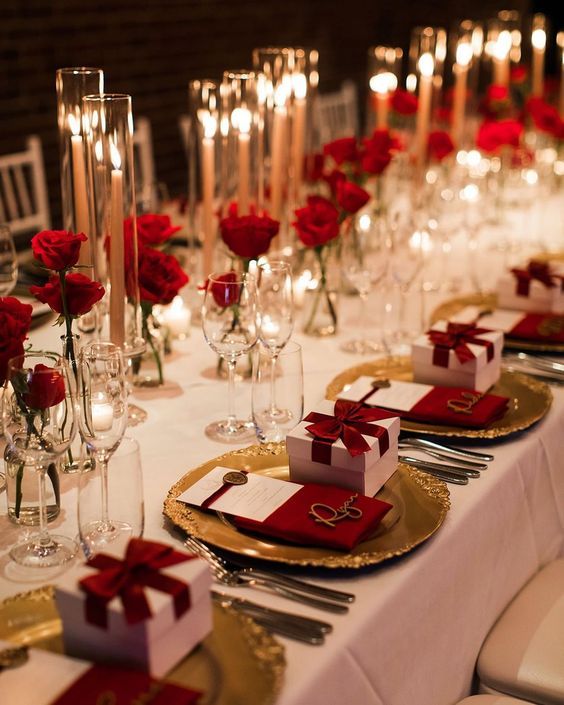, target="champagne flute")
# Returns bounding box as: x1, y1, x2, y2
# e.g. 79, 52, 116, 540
0, 224, 18, 296
2, 351, 77, 567
202, 271, 257, 442
256, 261, 294, 422
341, 218, 388, 354
77, 341, 129, 553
